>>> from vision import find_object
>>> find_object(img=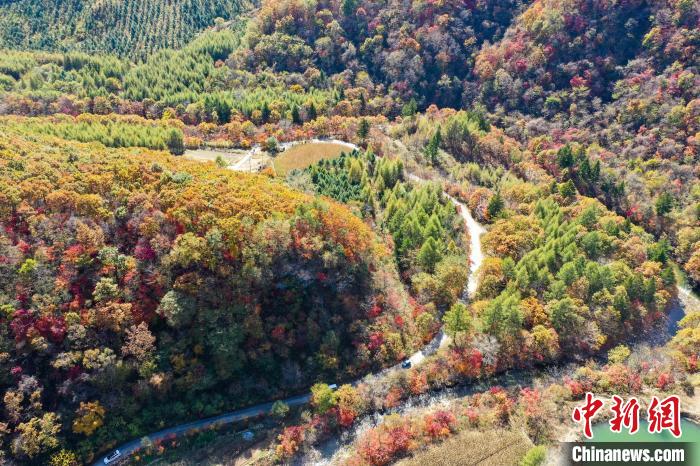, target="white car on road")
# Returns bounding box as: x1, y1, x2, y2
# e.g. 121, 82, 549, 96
103, 450, 121, 464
